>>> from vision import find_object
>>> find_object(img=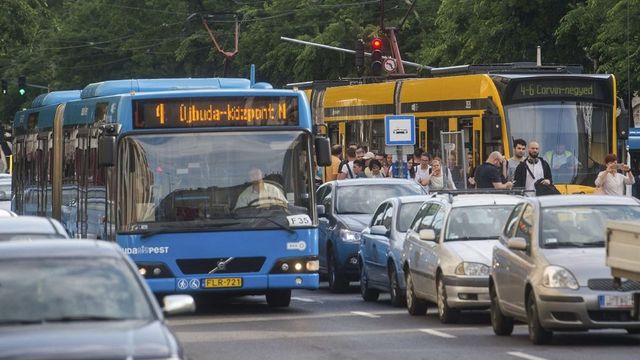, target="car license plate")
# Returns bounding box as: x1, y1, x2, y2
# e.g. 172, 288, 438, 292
204, 277, 243, 288
598, 294, 634, 309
